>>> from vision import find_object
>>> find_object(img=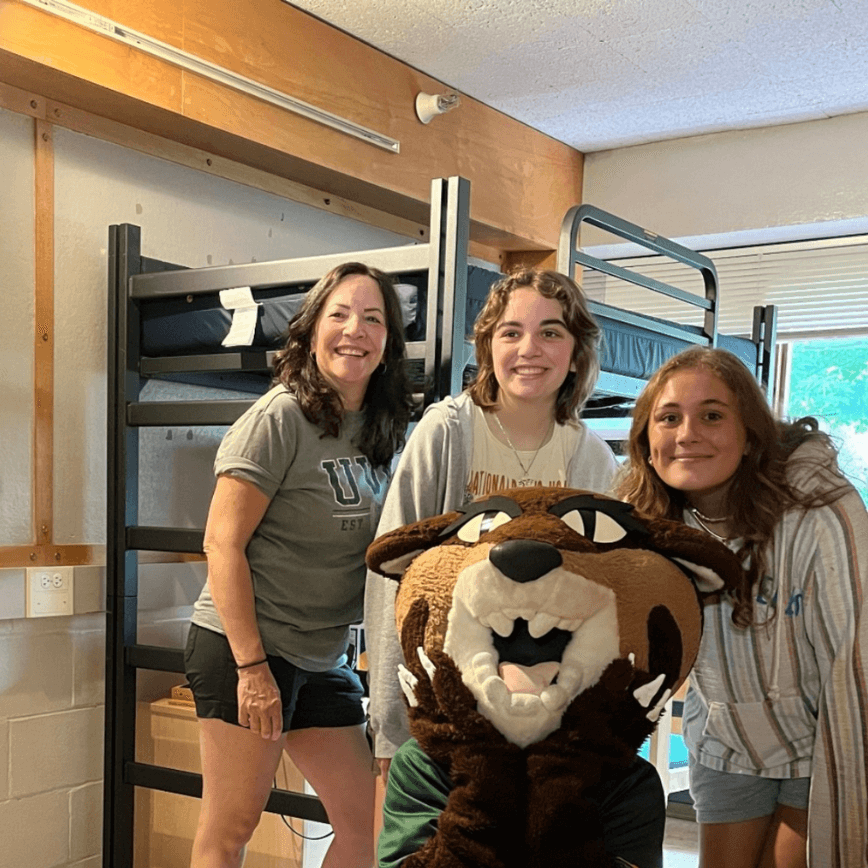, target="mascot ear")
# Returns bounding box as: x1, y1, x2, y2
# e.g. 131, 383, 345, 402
642, 518, 746, 599
366, 510, 463, 580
